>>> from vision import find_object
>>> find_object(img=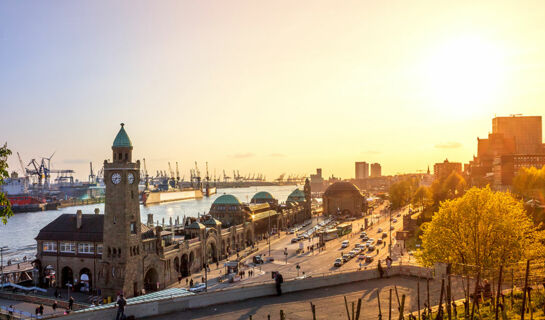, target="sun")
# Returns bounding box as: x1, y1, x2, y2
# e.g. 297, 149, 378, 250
422, 36, 506, 116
